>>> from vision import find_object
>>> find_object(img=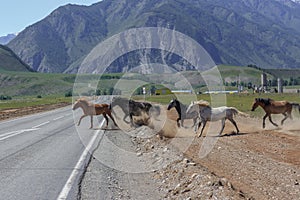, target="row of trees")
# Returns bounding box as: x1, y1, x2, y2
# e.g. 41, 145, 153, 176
76, 88, 122, 96
225, 77, 300, 88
